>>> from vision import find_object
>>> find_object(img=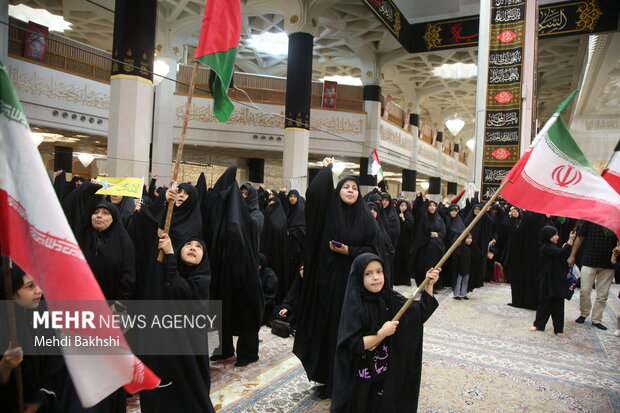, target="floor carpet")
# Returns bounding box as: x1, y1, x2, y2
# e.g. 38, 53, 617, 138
129, 282, 620, 412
